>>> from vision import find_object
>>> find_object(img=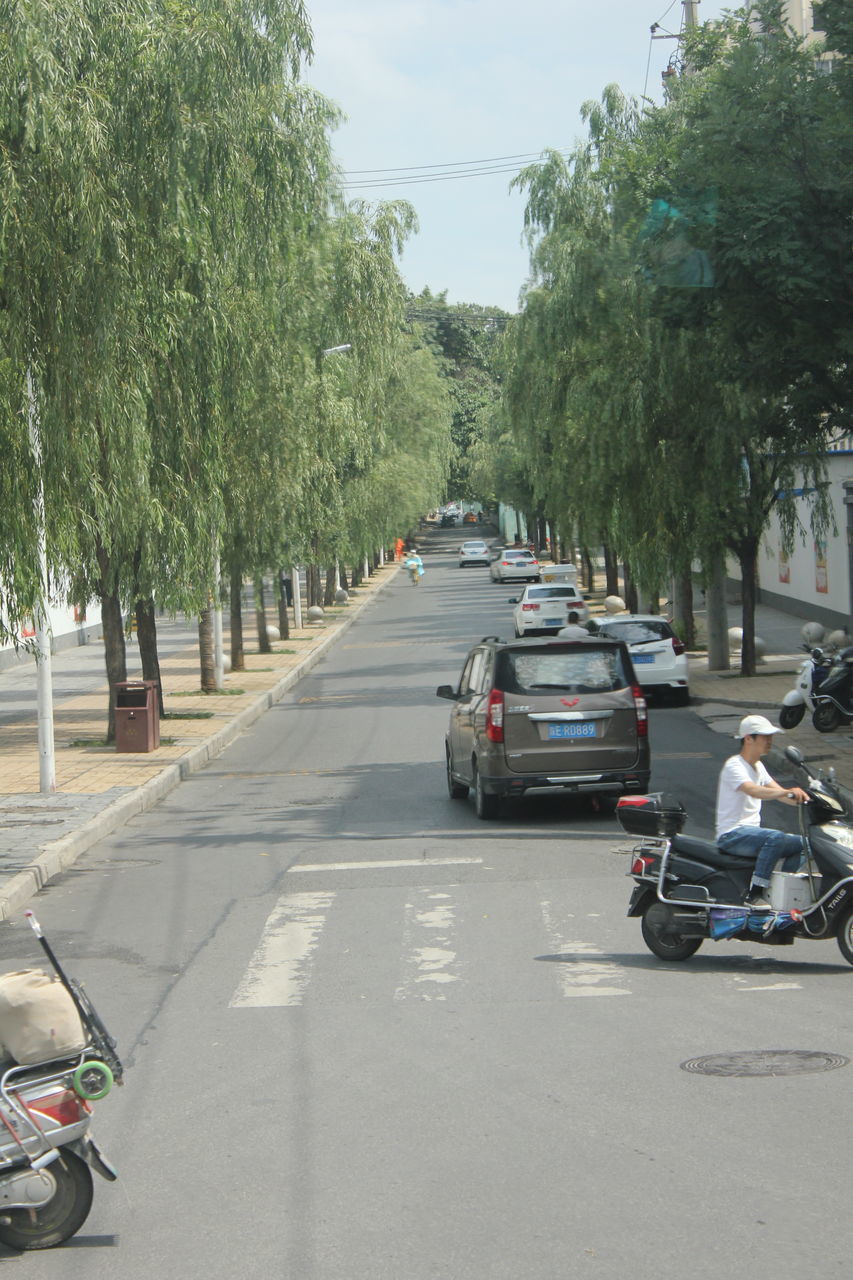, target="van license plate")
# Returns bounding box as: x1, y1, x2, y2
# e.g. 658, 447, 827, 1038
547, 722, 596, 739
633, 654, 655, 664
